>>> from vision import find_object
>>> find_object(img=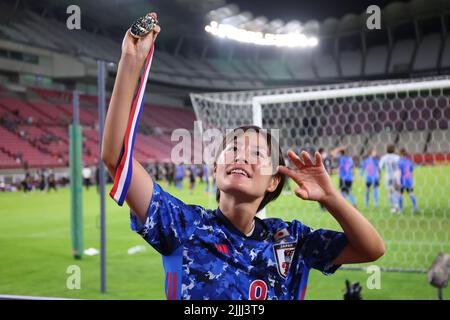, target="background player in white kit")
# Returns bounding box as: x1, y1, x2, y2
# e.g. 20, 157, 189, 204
379, 144, 401, 214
